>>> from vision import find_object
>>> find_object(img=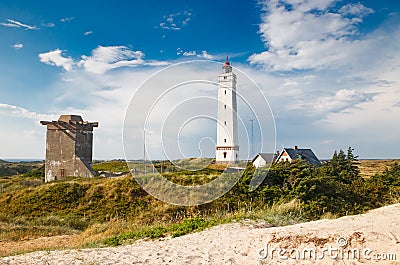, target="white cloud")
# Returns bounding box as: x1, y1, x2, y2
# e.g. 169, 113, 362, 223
78, 46, 145, 74
243, 29, 400, 158
84, 30, 93, 36
282, 0, 334, 12
252, 27, 400, 162
198, 50, 214, 60
21, 61, 270, 159
315, 84, 400, 156
290, 89, 373, 114
0, 104, 56, 122
339, 3, 374, 17
42, 22, 55, 28
60, 17, 74, 22
1, 19, 37, 30
39, 46, 167, 75
0, 128, 46, 159
182, 11, 192, 25
39, 49, 74, 71
28, 10, 400, 160
0, 104, 58, 159
12, 43, 23, 50
183, 51, 197, 56
5, 55, 400, 160
145, 60, 170, 67
248, 0, 376, 71
177, 48, 197, 57
160, 22, 180, 31
159, 10, 192, 31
